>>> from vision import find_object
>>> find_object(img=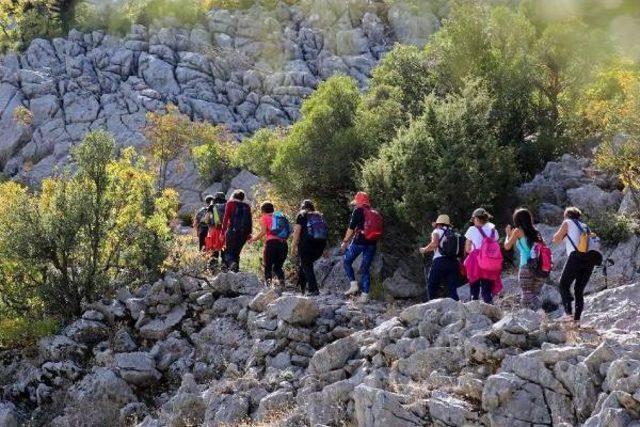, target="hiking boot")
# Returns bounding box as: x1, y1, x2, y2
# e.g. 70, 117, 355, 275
358, 293, 369, 303
344, 281, 359, 296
